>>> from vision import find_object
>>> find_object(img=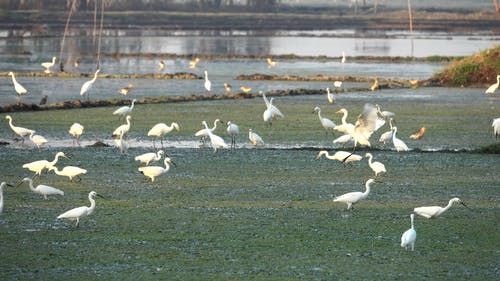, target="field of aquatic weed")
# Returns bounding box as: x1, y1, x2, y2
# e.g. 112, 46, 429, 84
0, 88, 499, 280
